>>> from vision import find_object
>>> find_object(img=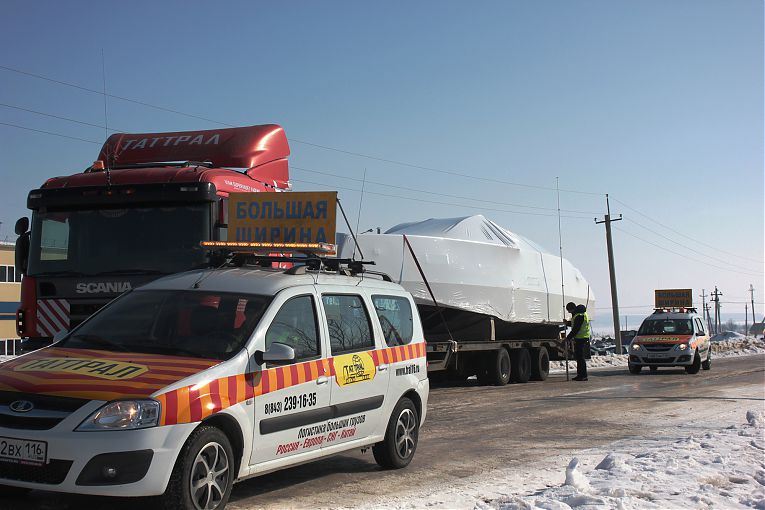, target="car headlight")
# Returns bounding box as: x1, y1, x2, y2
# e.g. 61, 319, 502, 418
76, 400, 160, 431
631, 343, 641, 351
677, 343, 688, 351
